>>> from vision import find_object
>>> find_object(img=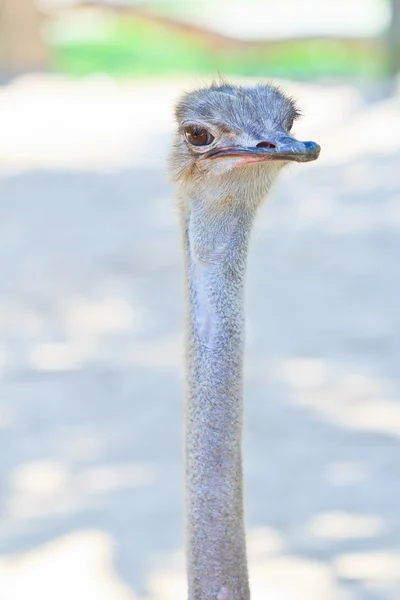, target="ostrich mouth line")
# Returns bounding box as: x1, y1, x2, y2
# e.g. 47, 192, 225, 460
205, 141, 320, 163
